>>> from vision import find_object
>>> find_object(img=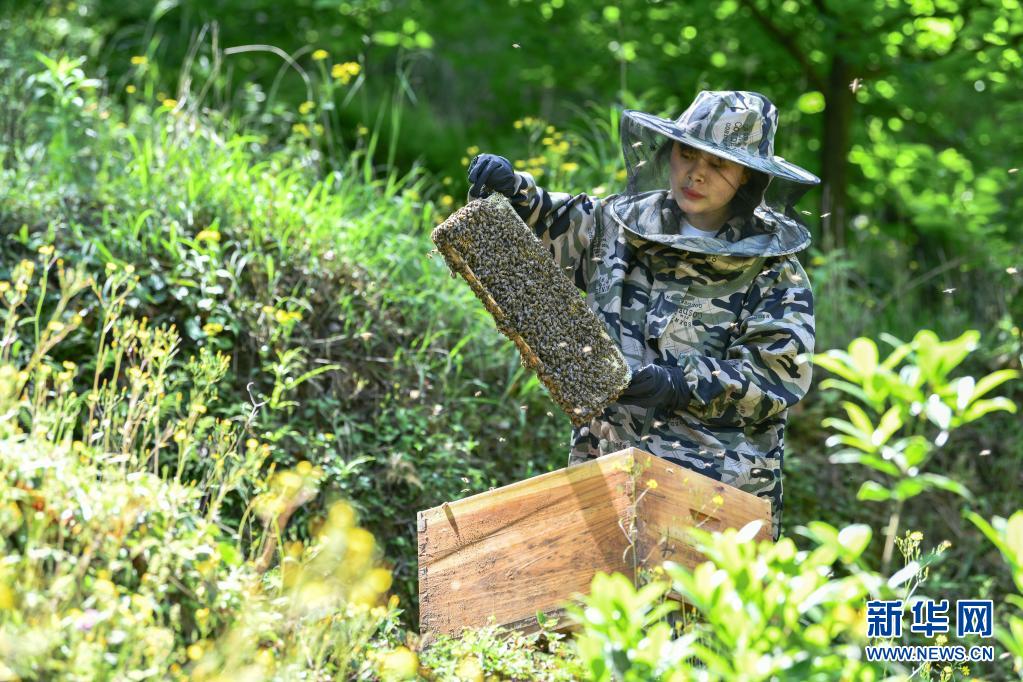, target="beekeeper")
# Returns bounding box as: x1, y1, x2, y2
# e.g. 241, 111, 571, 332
466, 90, 820, 541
